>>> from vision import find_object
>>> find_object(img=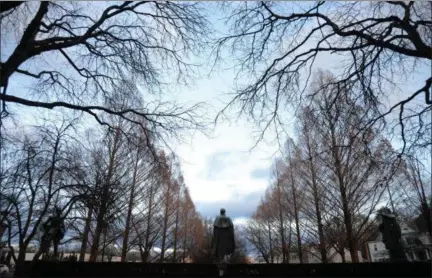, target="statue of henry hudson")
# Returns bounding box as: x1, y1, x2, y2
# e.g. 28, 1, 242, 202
212, 208, 235, 276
